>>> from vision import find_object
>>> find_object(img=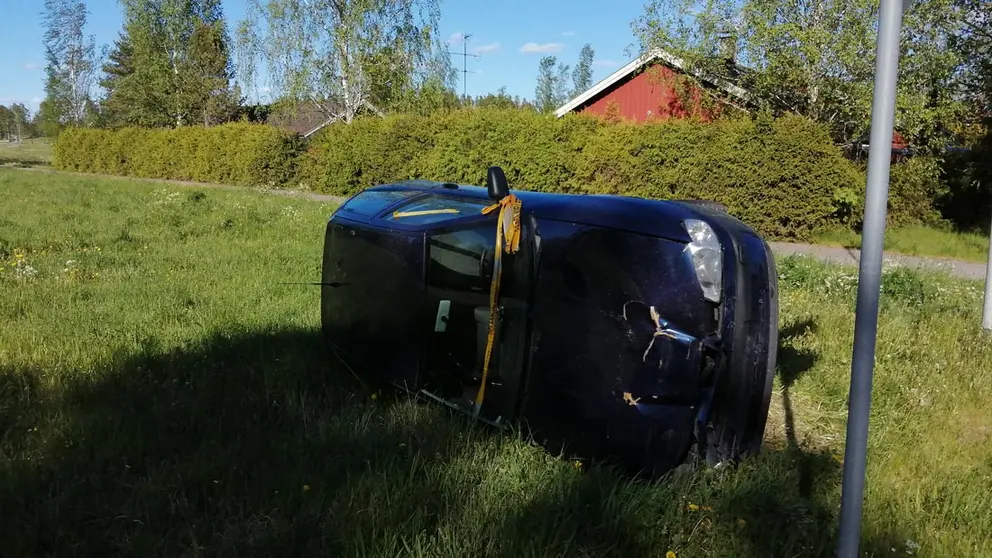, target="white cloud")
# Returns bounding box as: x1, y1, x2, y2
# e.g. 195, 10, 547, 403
593, 60, 620, 68
472, 41, 500, 55
23, 62, 40, 71
561, 31, 575, 37
258, 86, 272, 94
519, 42, 563, 54
448, 32, 465, 44
30, 96, 42, 104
